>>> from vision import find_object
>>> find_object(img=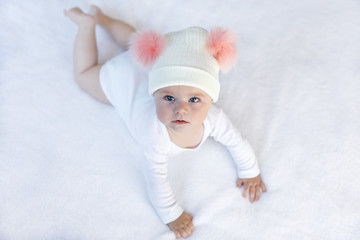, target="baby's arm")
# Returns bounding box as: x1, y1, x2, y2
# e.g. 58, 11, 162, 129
209, 107, 266, 202
143, 148, 194, 238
